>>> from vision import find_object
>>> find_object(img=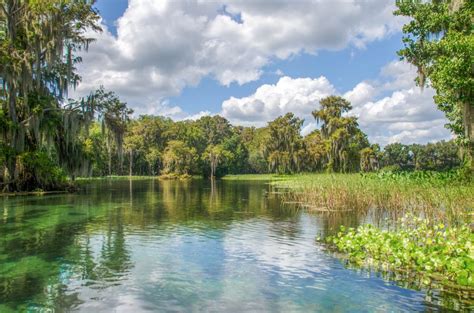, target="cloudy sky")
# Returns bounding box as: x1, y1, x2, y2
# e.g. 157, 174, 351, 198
73, 0, 452, 146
